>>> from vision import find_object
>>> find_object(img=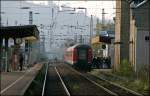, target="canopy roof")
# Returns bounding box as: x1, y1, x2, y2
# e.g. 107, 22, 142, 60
0, 25, 39, 39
